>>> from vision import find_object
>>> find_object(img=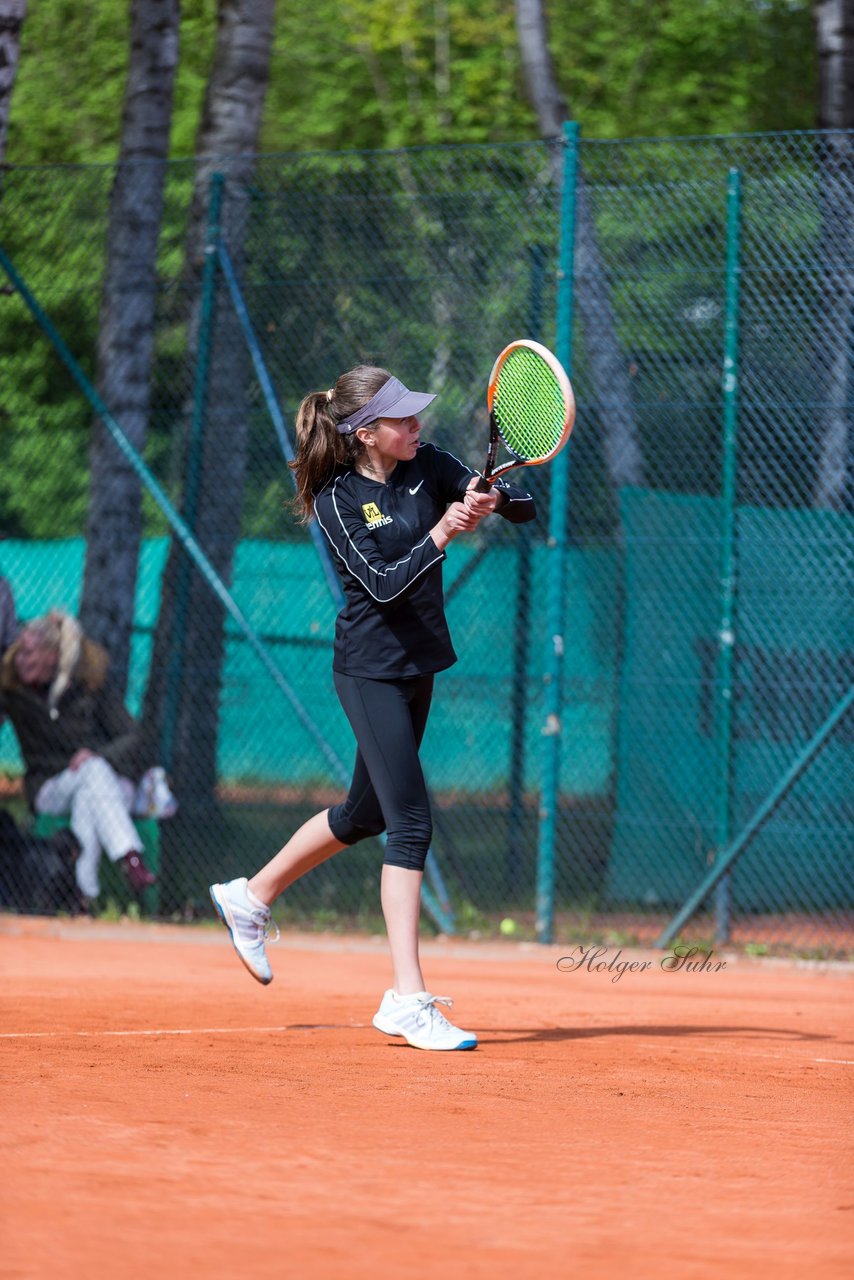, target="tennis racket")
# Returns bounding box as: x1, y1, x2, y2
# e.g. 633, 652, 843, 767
474, 339, 575, 492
